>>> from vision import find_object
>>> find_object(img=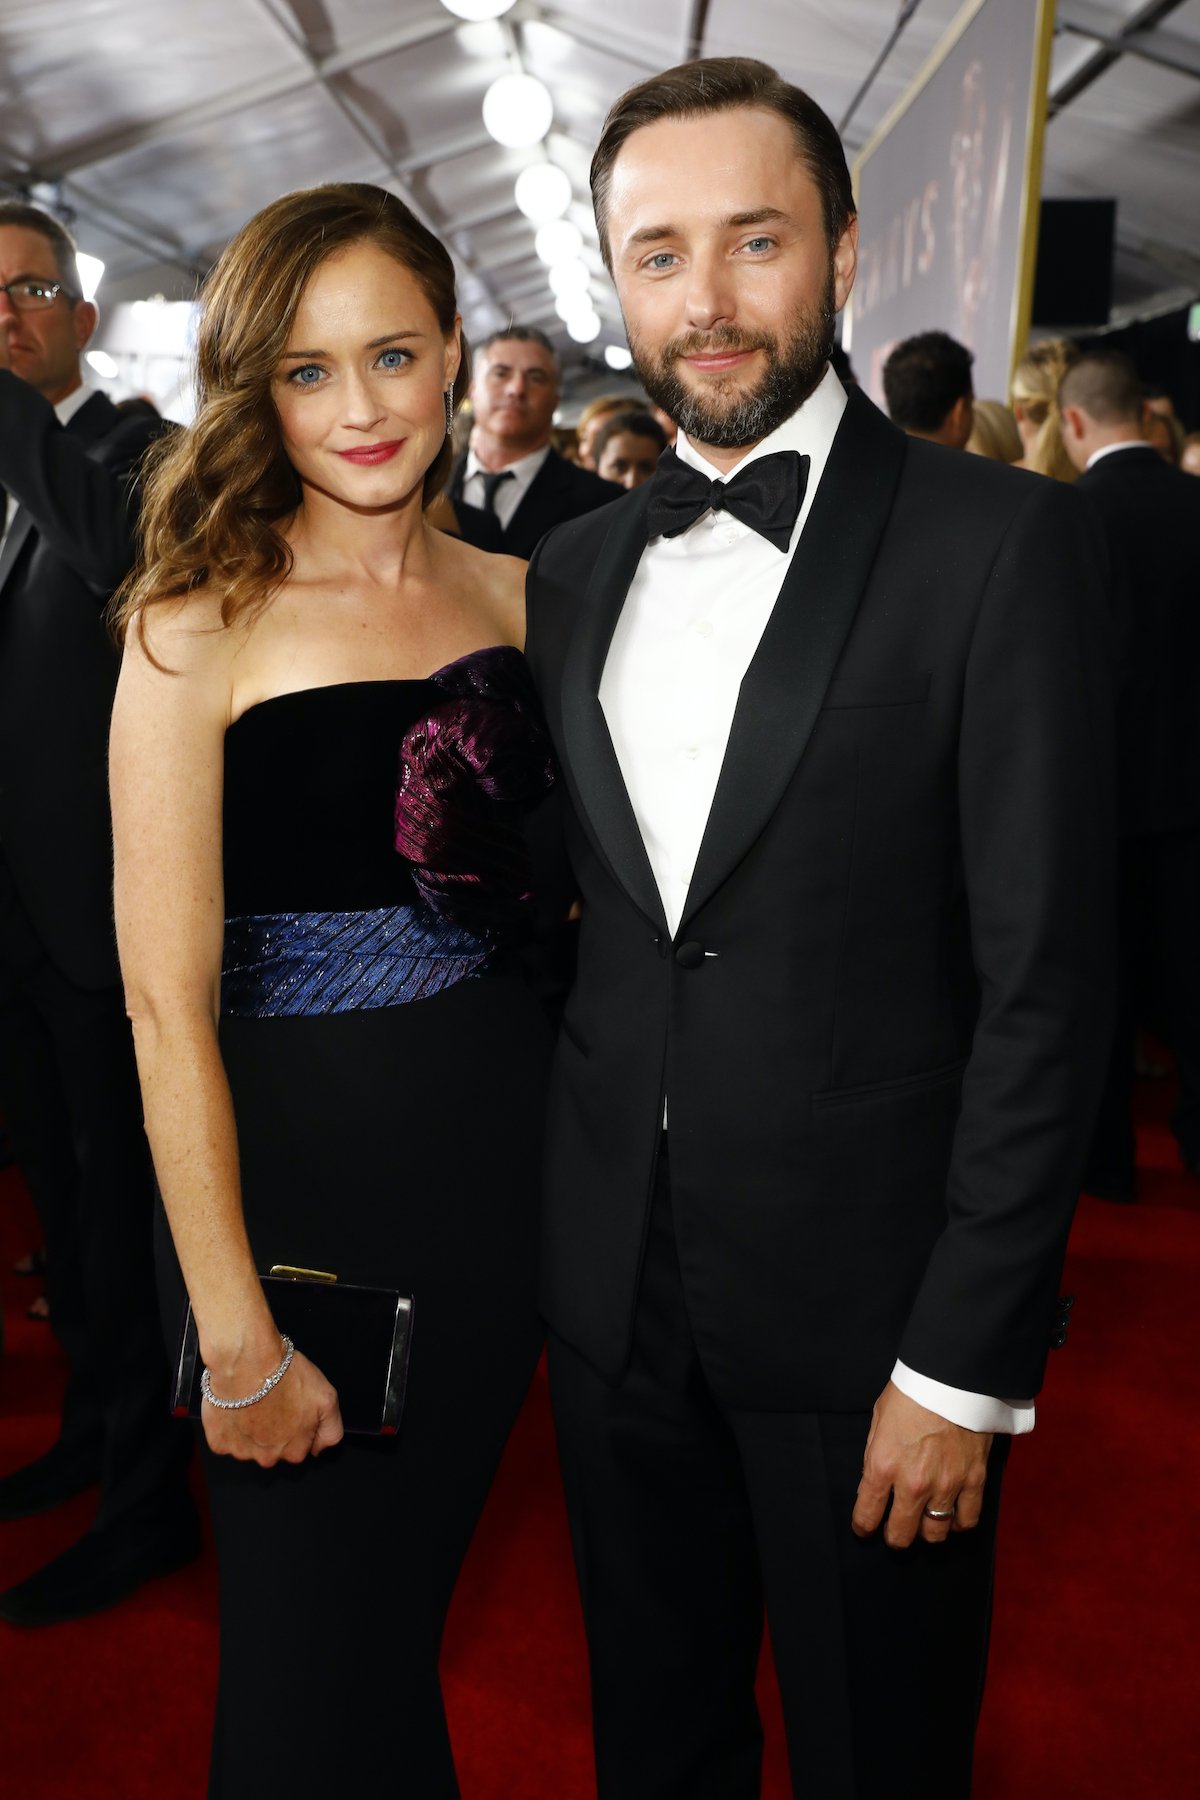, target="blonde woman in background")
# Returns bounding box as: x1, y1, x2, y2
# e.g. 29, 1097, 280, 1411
966, 398, 1023, 463
1011, 337, 1079, 480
